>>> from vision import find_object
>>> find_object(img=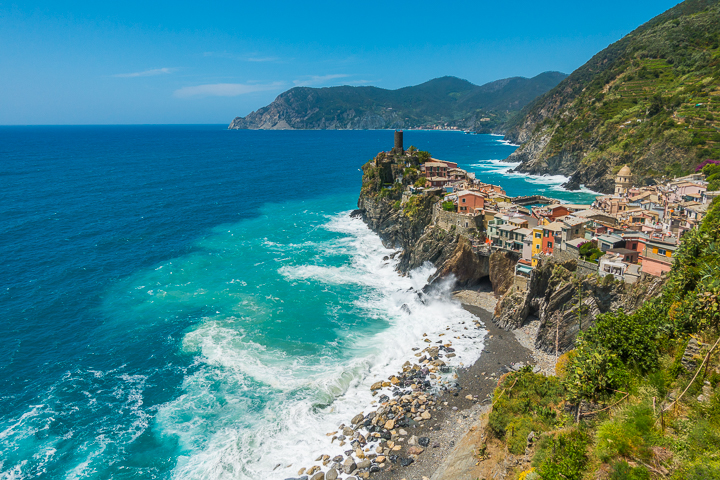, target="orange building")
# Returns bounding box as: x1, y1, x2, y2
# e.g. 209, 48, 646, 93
456, 190, 486, 214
